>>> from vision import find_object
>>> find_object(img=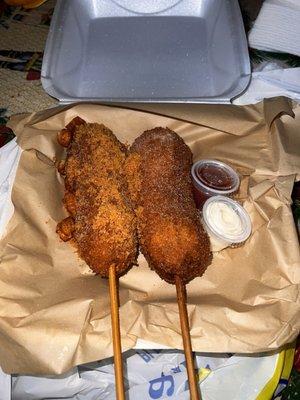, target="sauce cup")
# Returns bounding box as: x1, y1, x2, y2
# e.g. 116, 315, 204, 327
202, 195, 251, 248
191, 159, 240, 209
